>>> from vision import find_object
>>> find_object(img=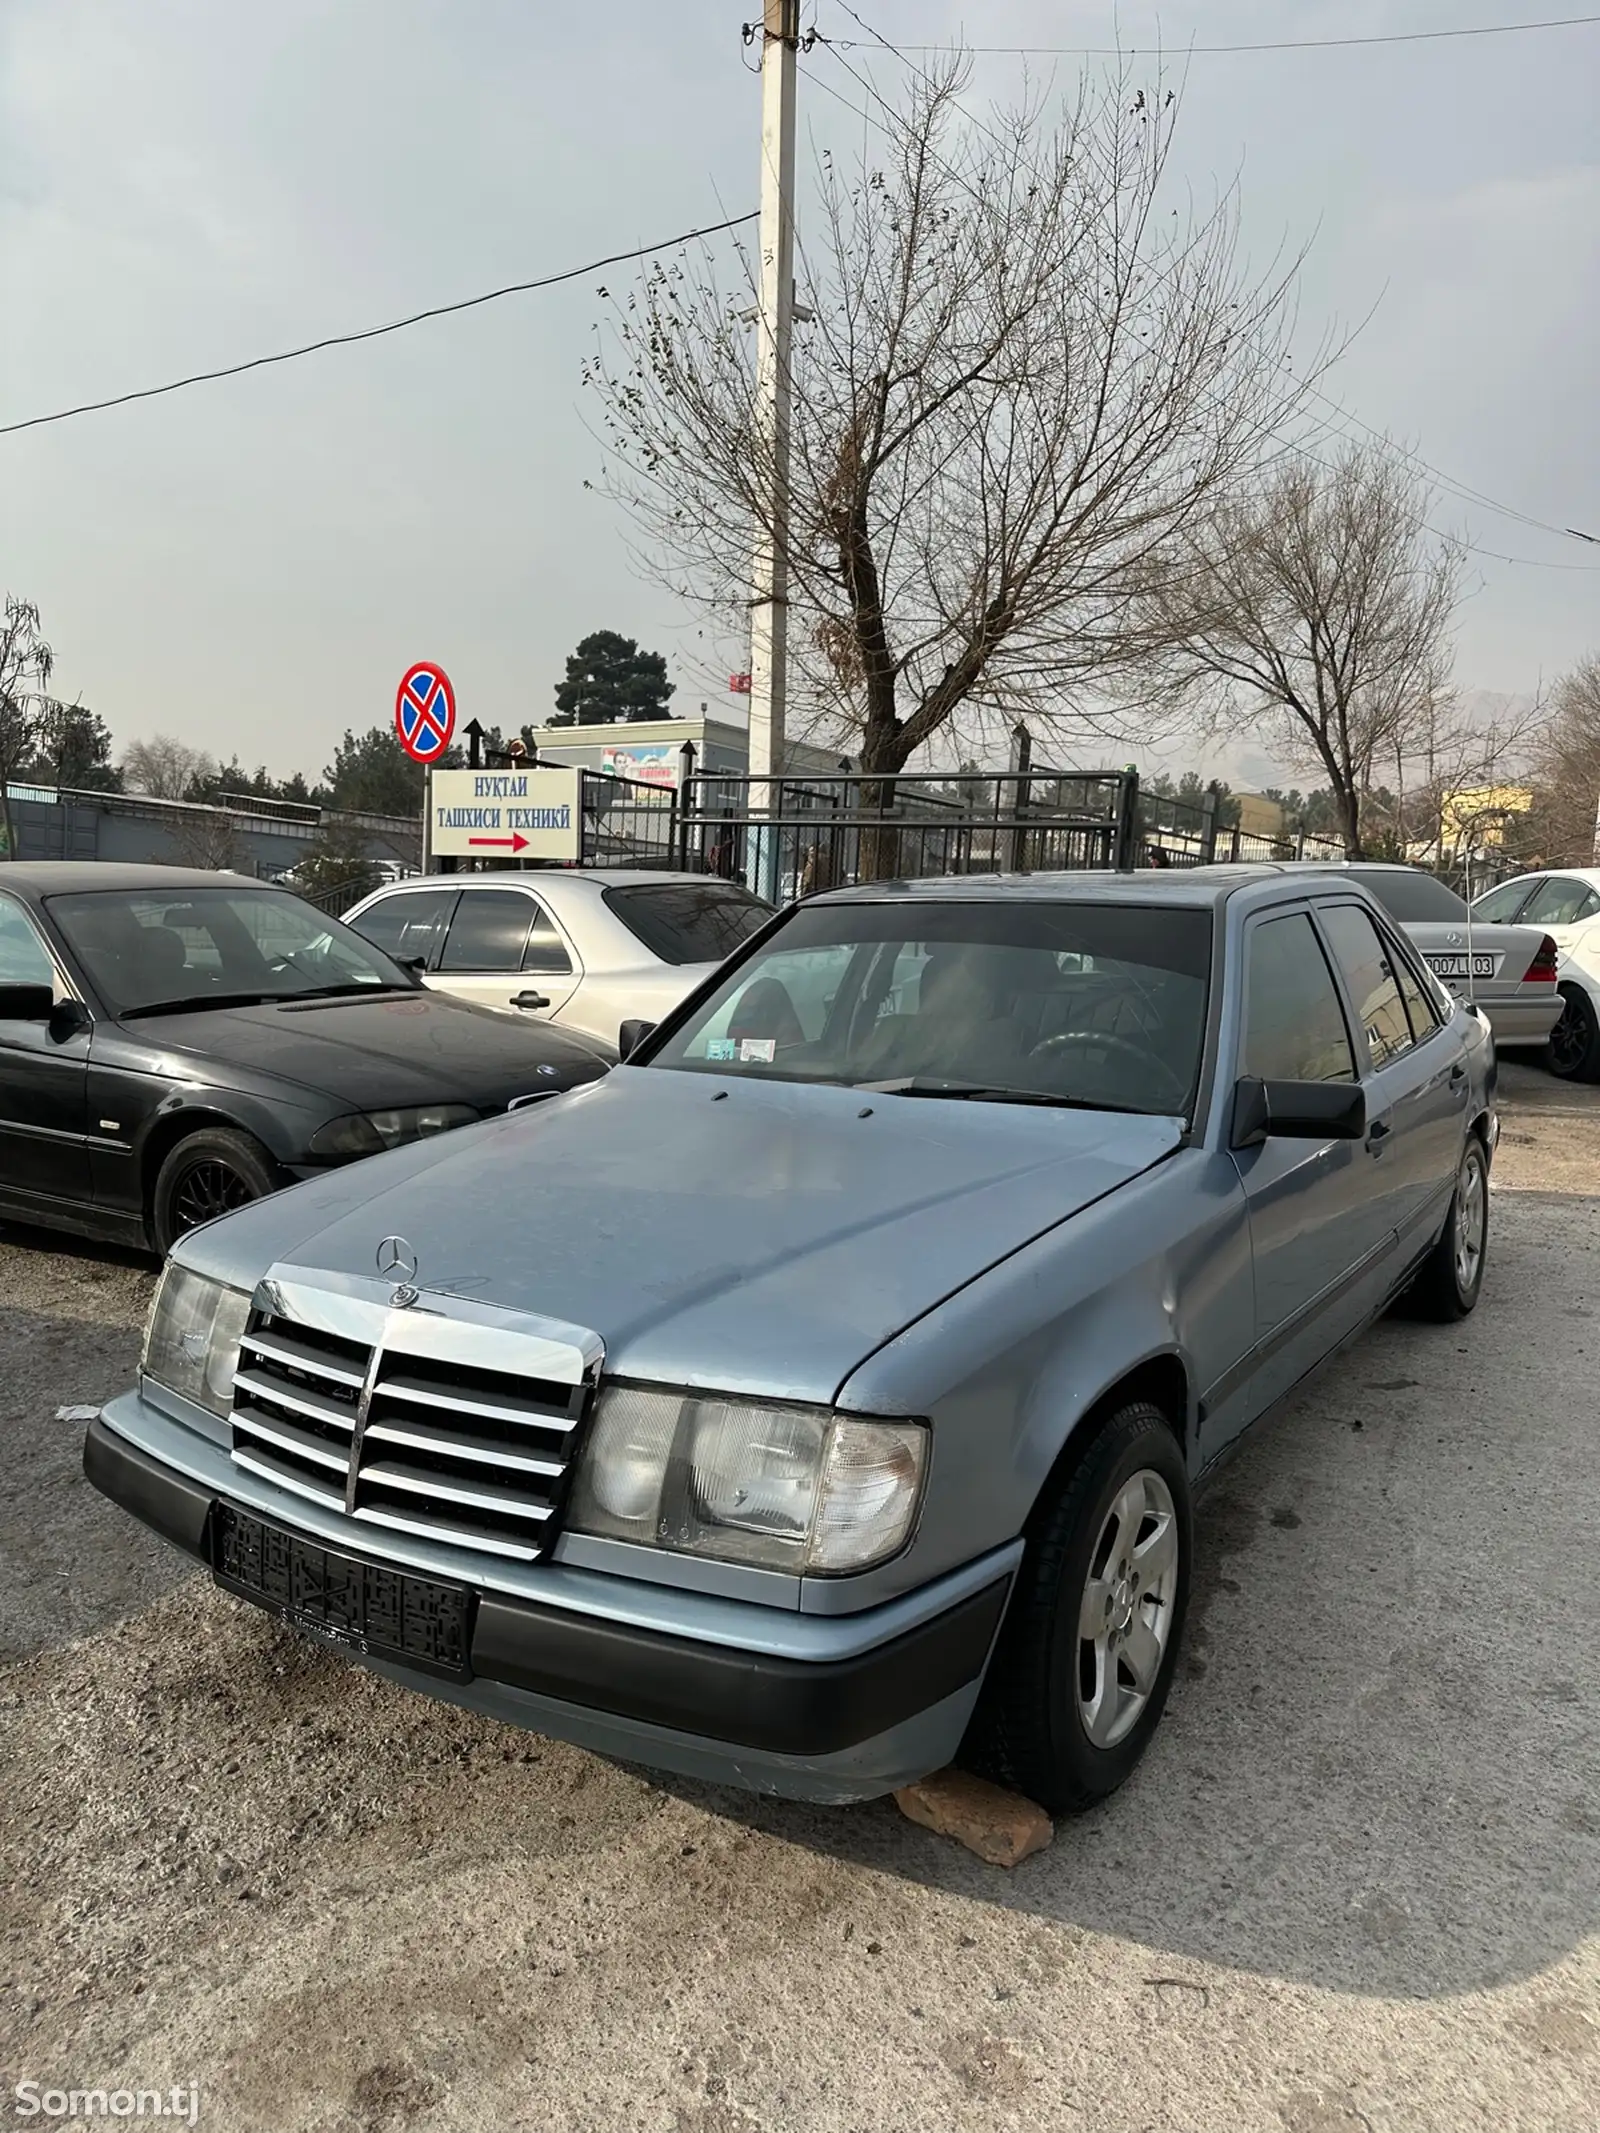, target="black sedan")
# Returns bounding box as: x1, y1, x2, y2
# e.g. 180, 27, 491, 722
0, 864, 611, 1253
